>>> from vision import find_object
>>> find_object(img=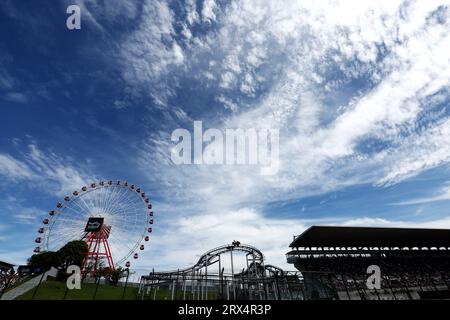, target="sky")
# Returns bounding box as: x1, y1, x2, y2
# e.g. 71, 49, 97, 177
1, 0, 450, 276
